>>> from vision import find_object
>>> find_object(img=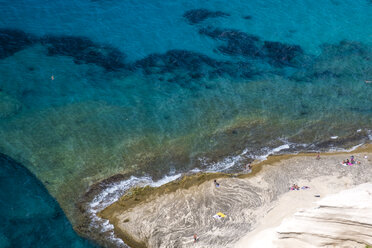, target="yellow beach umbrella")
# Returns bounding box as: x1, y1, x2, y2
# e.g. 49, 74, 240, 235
216, 212, 226, 218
